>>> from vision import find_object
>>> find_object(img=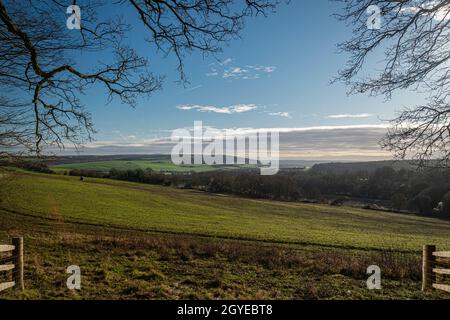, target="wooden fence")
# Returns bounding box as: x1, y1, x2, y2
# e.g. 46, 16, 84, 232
0, 237, 24, 292
422, 245, 450, 293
